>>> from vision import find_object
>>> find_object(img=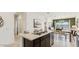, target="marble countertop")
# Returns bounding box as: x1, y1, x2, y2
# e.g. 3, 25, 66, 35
19, 31, 52, 41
